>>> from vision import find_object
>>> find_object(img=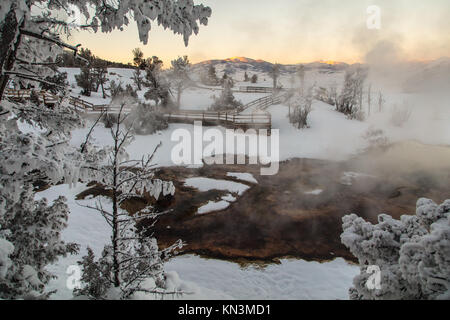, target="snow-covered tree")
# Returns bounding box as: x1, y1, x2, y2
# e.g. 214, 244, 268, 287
132, 48, 146, 91
378, 91, 385, 113
289, 88, 313, 129
341, 198, 450, 300
270, 63, 281, 89
210, 78, 242, 111
0, 98, 107, 299
169, 55, 191, 108
200, 65, 219, 86
41, 70, 68, 95
0, 0, 212, 99
93, 61, 109, 99
0, 0, 212, 299
297, 64, 305, 95
75, 66, 96, 97
143, 56, 173, 108
74, 105, 182, 299
125, 102, 168, 135
335, 66, 367, 120
0, 187, 79, 299
244, 72, 249, 82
